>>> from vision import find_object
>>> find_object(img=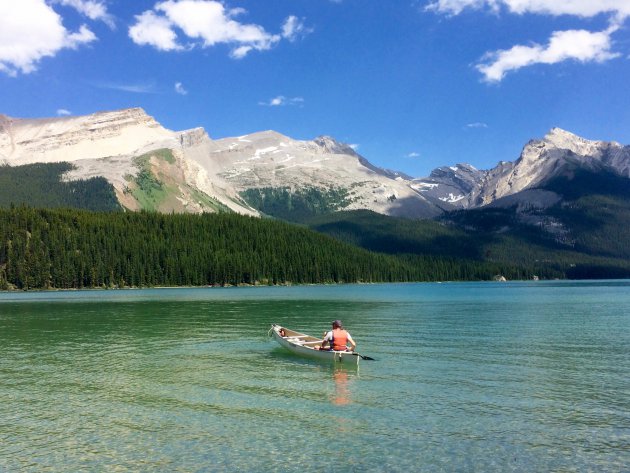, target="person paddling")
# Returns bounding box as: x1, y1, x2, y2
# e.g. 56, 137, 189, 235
320, 320, 356, 352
